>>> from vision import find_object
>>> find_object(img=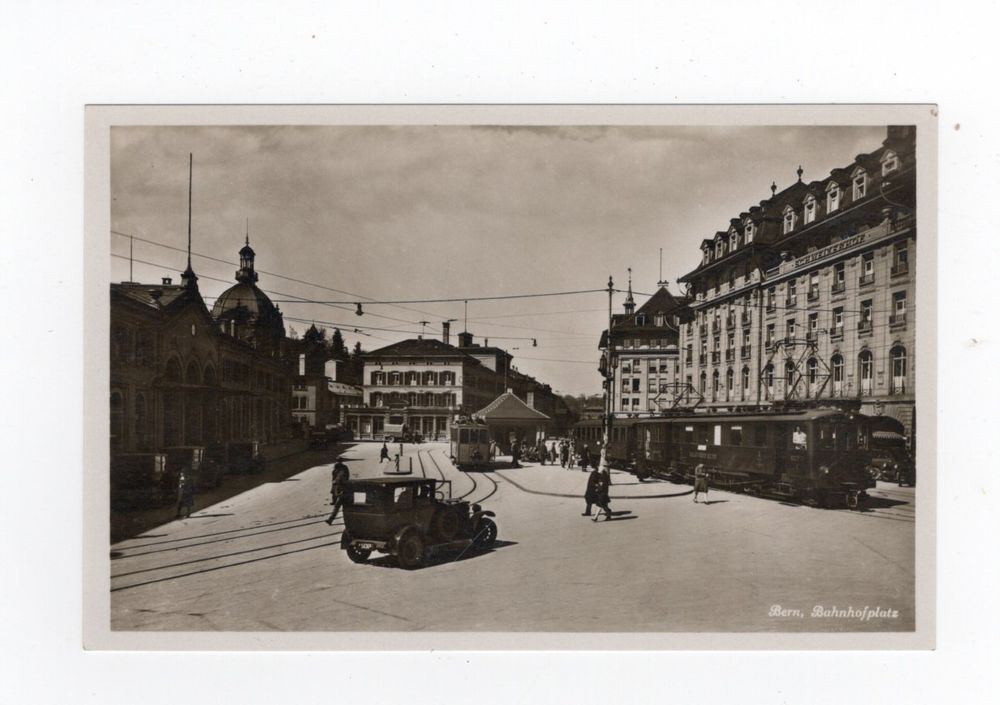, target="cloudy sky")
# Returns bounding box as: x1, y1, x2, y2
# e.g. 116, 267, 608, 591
110, 124, 885, 395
